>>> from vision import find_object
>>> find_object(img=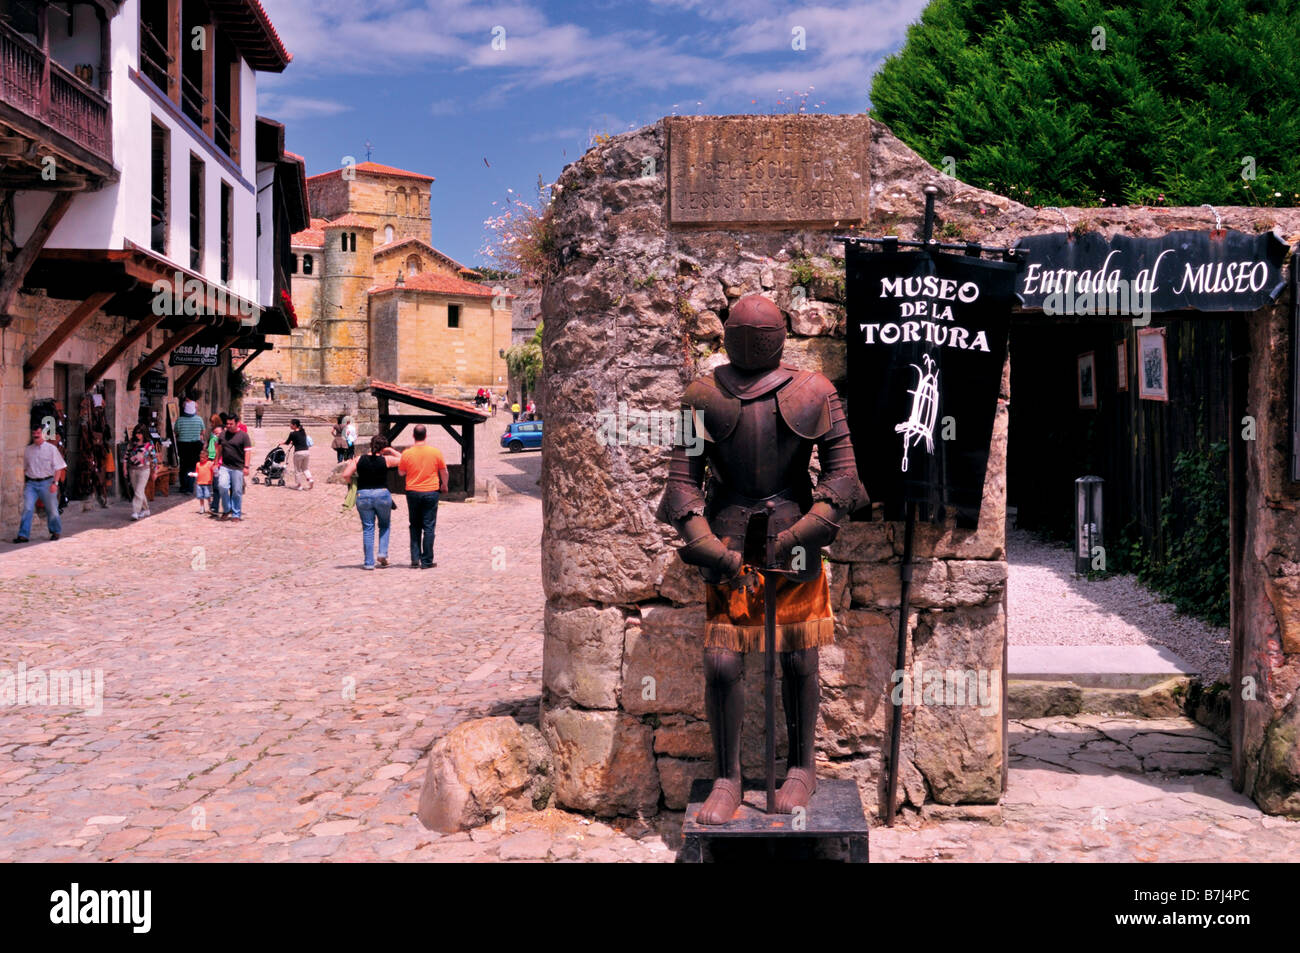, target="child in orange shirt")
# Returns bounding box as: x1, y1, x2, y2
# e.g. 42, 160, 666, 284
194, 456, 216, 514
